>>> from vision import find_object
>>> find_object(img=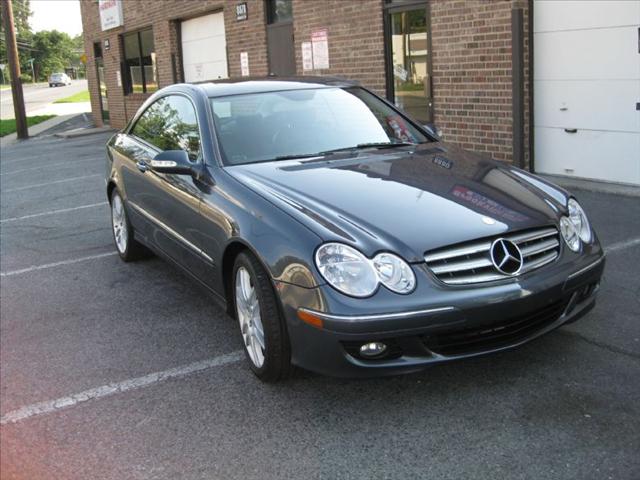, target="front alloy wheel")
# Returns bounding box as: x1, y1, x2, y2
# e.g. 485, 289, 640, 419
110, 189, 147, 262
233, 252, 292, 381
235, 266, 266, 368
